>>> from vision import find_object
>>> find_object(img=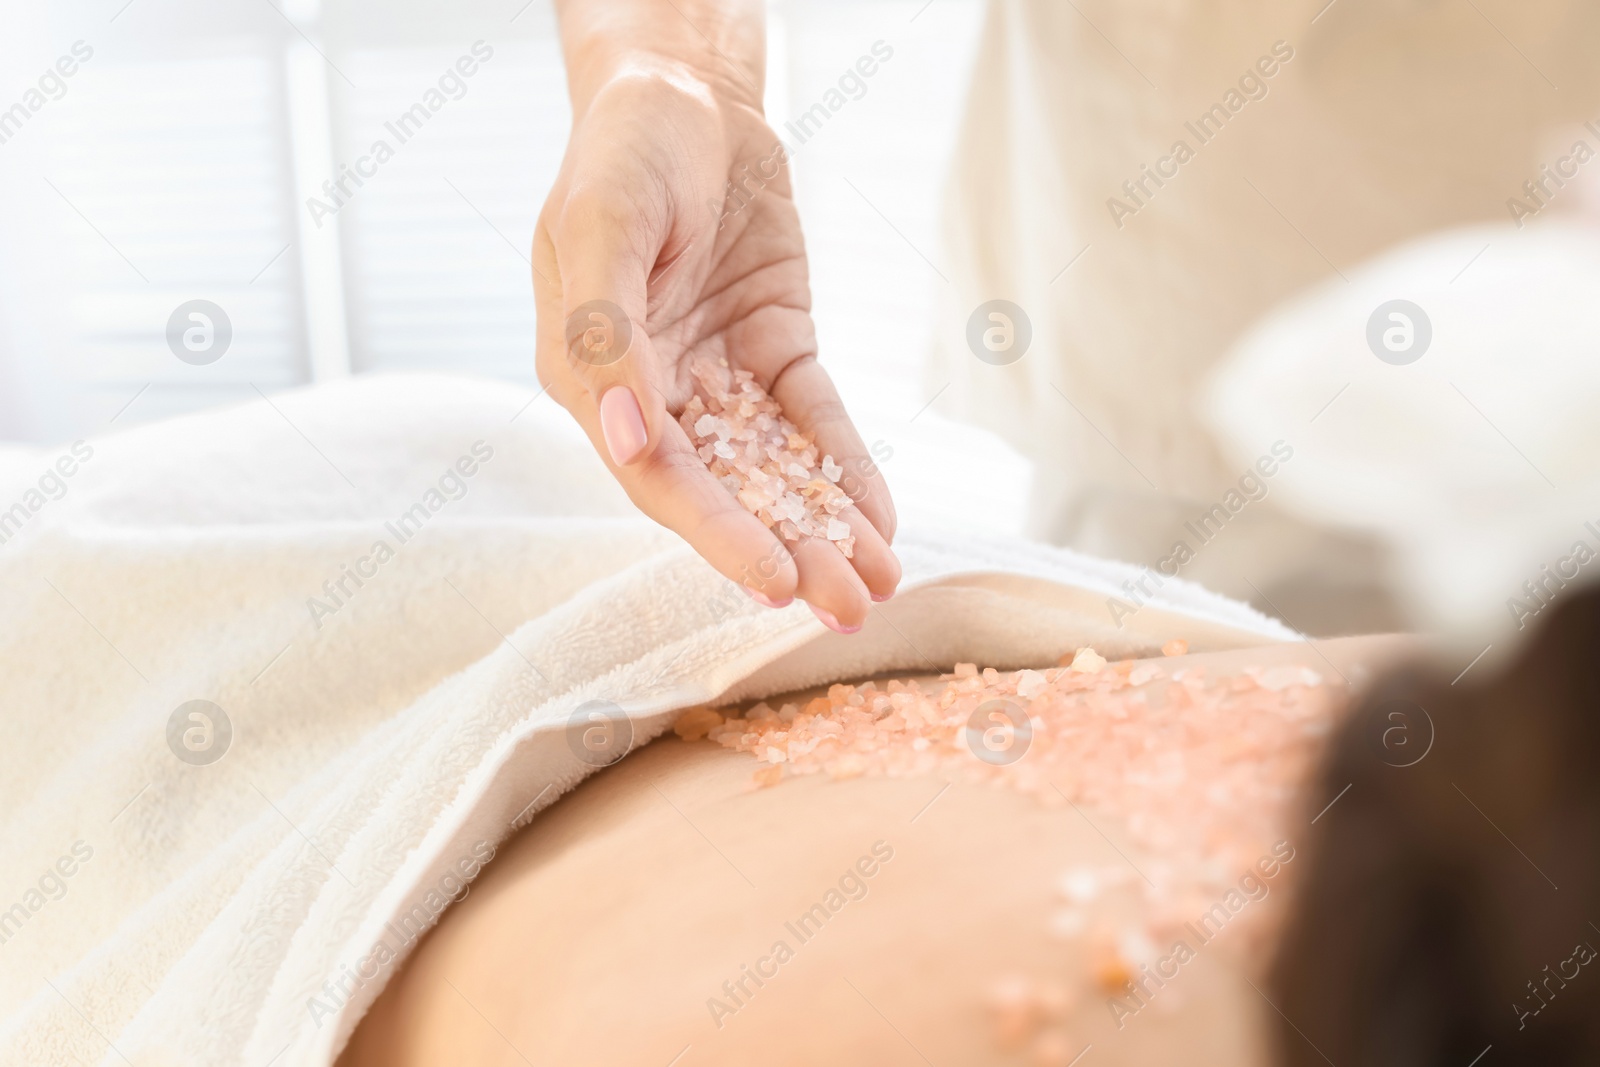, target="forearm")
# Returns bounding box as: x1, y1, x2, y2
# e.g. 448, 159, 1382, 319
554, 0, 766, 114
